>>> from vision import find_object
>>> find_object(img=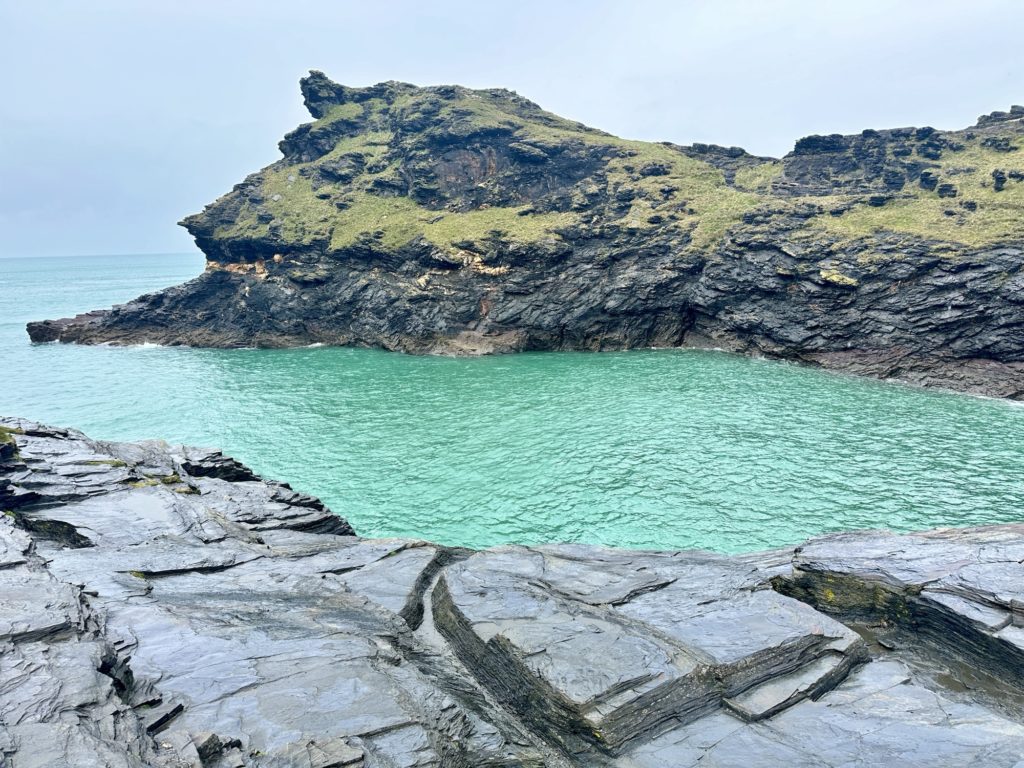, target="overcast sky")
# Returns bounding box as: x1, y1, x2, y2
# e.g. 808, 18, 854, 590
3, 0, 1023, 257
